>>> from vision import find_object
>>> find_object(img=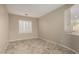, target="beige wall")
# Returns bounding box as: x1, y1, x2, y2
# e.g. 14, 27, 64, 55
38, 5, 74, 50
69, 35, 79, 52
9, 14, 38, 41
0, 5, 9, 53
